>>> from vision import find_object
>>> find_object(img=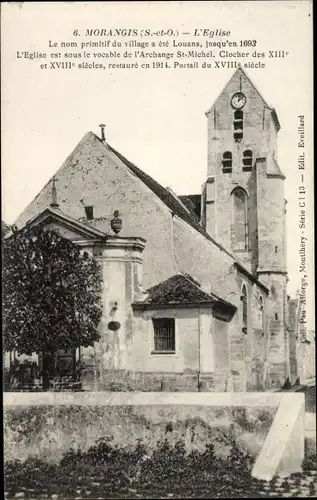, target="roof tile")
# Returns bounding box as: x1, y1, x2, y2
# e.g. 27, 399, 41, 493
132, 274, 235, 313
